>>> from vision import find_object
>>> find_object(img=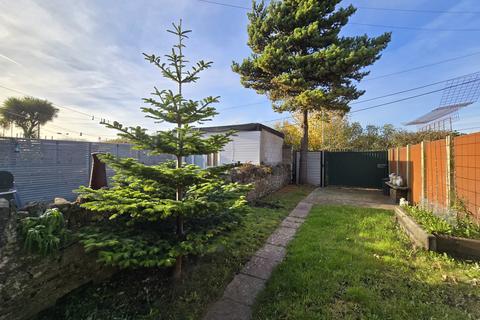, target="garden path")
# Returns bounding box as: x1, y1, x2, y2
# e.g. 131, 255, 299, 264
202, 186, 393, 320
